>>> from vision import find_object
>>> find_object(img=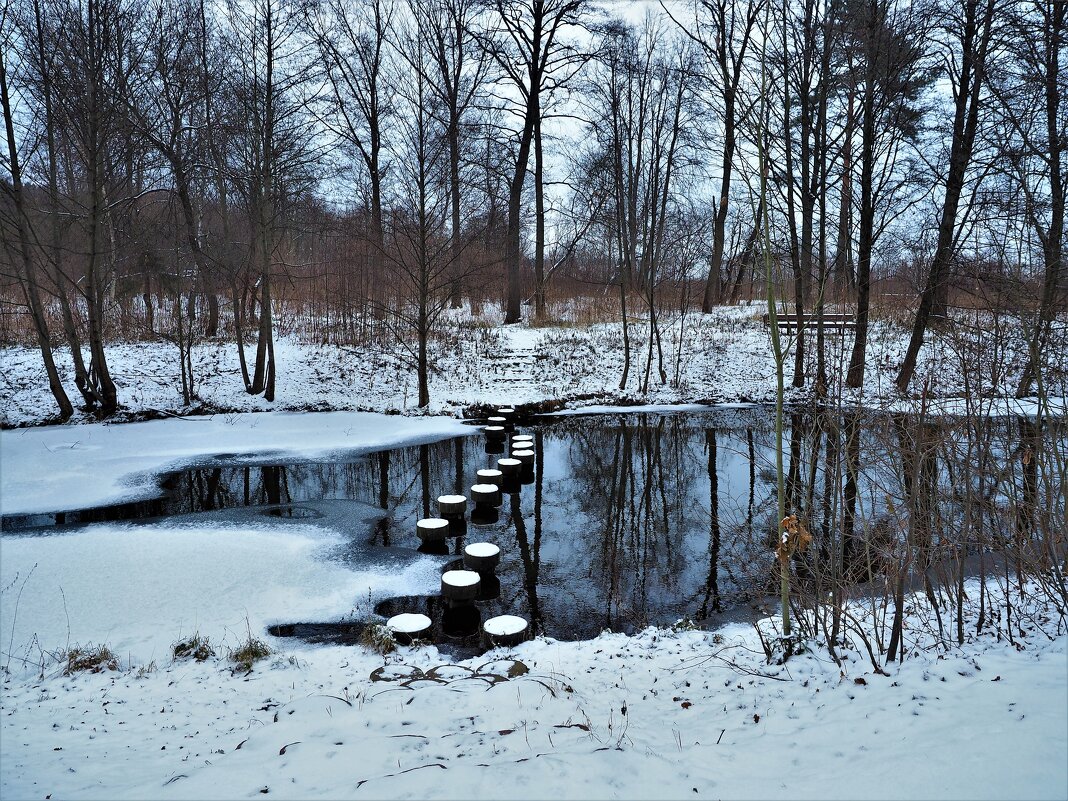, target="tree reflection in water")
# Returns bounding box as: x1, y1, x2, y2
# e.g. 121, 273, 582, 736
10, 407, 1061, 643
